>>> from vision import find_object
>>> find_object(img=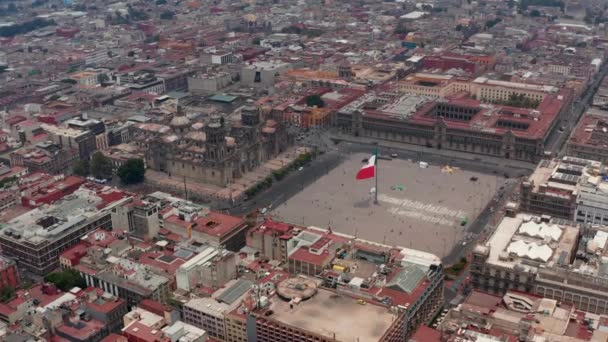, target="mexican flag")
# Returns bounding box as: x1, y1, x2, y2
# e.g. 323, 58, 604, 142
356, 150, 377, 180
